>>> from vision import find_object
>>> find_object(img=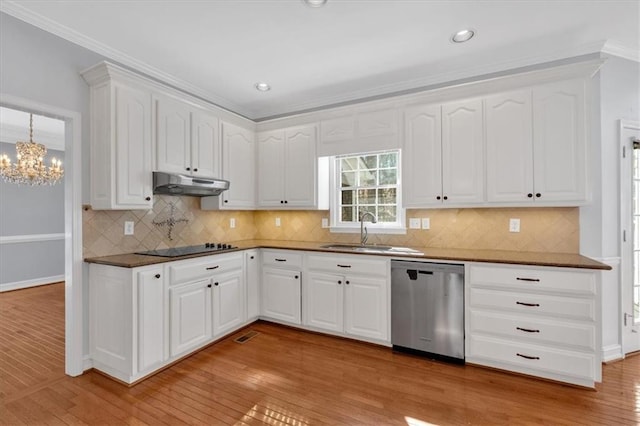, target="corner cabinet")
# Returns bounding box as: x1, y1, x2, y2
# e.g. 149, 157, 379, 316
261, 250, 302, 325
154, 93, 220, 179
82, 63, 153, 210
257, 125, 317, 208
